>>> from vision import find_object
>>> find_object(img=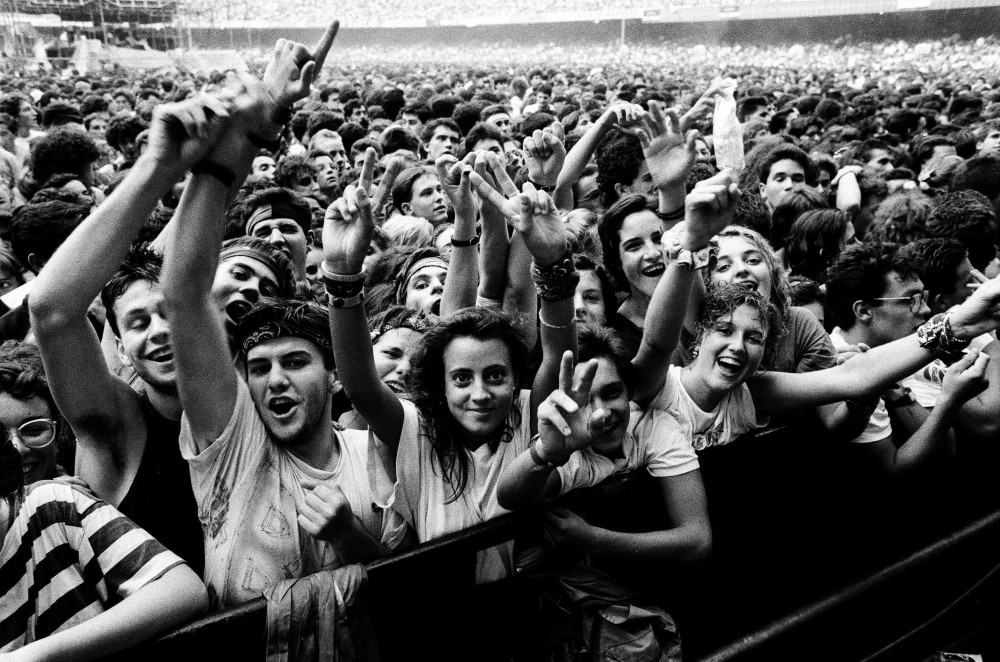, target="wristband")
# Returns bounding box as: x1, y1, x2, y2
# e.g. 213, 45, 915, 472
191, 160, 236, 188
528, 435, 565, 469
320, 262, 366, 299
916, 311, 969, 365
539, 312, 574, 330
320, 261, 366, 283
655, 205, 685, 223
530, 250, 579, 302
527, 179, 555, 193
328, 292, 364, 309
451, 226, 482, 247
668, 245, 717, 272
